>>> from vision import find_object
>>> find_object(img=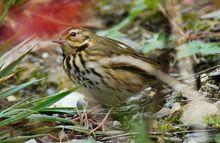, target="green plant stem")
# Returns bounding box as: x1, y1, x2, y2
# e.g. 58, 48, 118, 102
0, 0, 15, 23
